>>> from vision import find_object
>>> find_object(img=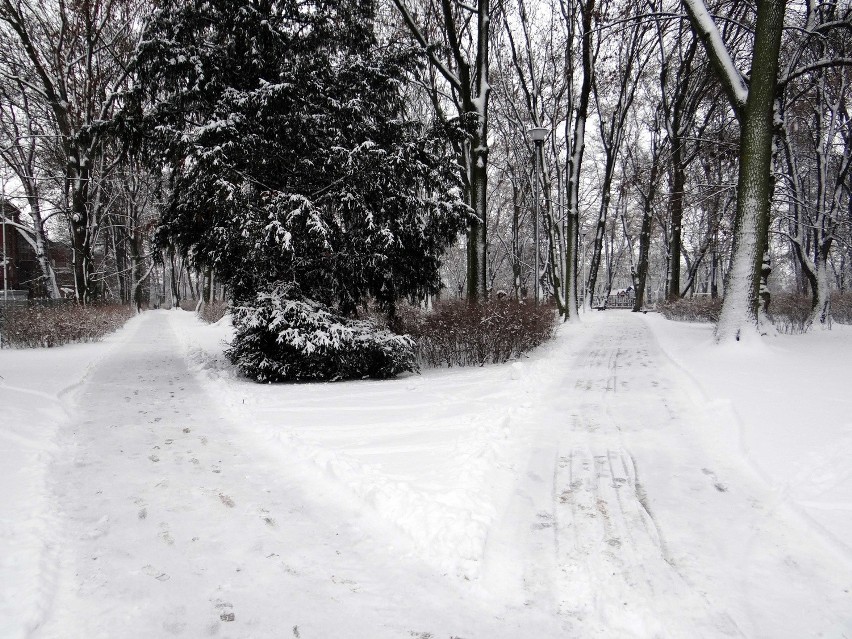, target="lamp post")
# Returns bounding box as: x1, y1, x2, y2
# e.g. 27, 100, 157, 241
1, 170, 6, 304
529, 126, 549, 304
581, 232, 586, 311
